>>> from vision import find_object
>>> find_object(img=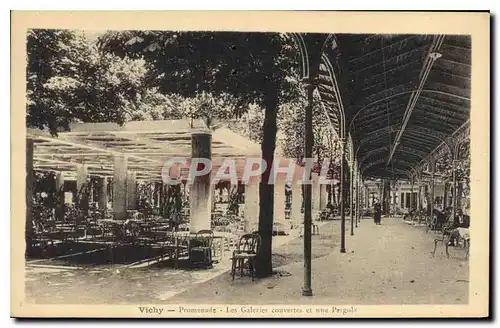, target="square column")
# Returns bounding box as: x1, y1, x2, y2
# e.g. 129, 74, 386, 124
189, 132, 212, 233
98, 177, 108, 210
113, 155, 128, 220
319, 183, 328, 210
76, 164, 88, 213
126, 172, 137, 210
210, 182, 216, 213
76, 164, 88, 194
244, 181, 260, 233
274, 179, 286, 225
291, 181, 302, 229
55, 172, 65, 221
311, 172, 320, 212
